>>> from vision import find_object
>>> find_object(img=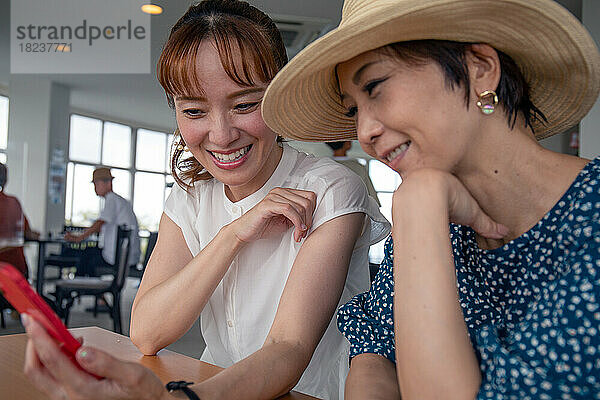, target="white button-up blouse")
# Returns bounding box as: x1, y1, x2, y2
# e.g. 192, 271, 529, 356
164, 144, 390, 399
